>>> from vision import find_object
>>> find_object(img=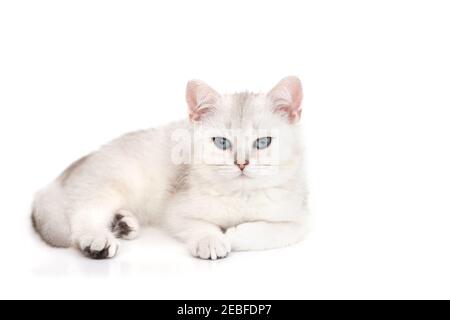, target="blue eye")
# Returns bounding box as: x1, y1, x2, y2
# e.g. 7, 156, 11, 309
254, 137, 272, 150
212, 137, 232, 150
